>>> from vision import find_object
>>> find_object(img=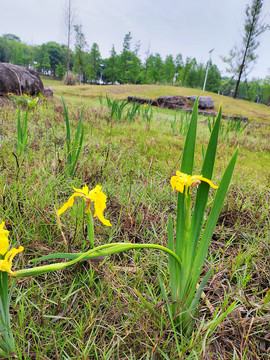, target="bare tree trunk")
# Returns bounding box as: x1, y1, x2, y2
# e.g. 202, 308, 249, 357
221, 75, 235, 95
66, 0, 71, 75
233, 0, 260, 99
78, 65, 81, 85
63, 0, 76, 76
233, 52, 247, 99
